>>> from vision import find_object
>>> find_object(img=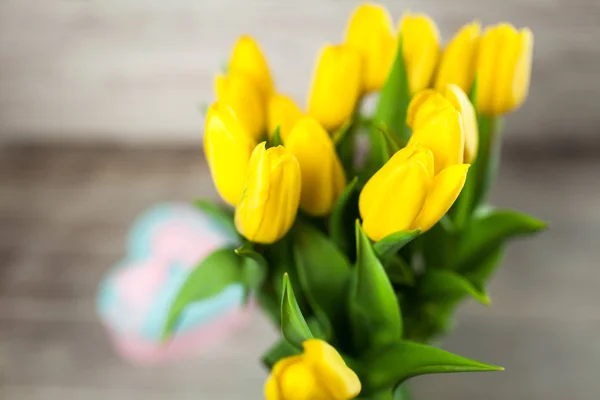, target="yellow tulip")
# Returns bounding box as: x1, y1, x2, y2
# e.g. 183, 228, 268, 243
307, 44, 362, 131
215, 71, 266, 141
285, 116, 346, 216
360, 143, 470, 241
265, 339, 361, 400
407, 103, 465, 175
268, 94, 304, 141
234, 142, 301, 244
398, 13, 441, 94
228, 35, 275, 99
476, 24, 534, 116
345, 3, 396, 93
408, 84, 478, 163
204, 102, 256, 206
435, 21, 481, 94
